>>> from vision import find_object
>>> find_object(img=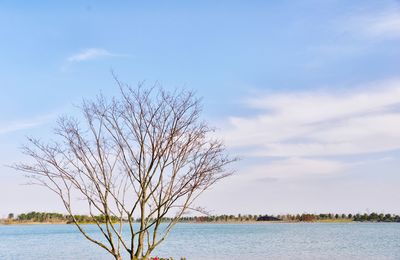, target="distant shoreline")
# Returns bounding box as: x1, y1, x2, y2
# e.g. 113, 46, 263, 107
2, 219, 397, 226
2, 211, 399, 226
